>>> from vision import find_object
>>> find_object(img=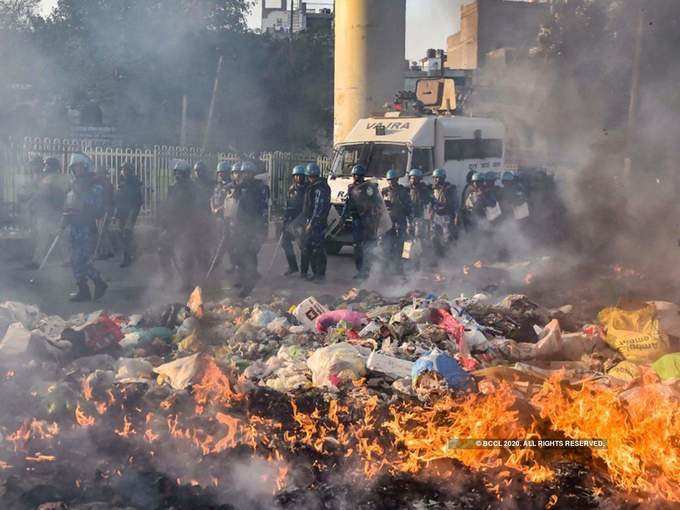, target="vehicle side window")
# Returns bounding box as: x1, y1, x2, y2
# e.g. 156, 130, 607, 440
411, 148, 433, 172
445, 139, 503, 160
